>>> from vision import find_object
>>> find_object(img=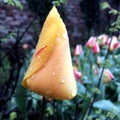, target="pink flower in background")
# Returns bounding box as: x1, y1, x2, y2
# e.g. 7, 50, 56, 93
106, 36, 118, 51
98, 34, 108, 46
113, 42, 120, 50
86, 36, 100, 53
94, 68, 99, 75
74, 70, 82, 83
92, 42, 100, 53
103, 69, 114, 83
86, 37, 96, 48
22, 43, 29, 50
74, 70, 82, 79
74, 45, 83, 56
